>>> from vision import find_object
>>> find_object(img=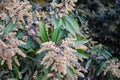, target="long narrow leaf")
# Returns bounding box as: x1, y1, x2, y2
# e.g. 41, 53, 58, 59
52, 19, 63, 43
13, 64, 19, 79
63, 19, 76, 37
67, 66, 74, 79
39, 21, 49, 42
65, 16, 80, 34
3, 21, 15, 36
73, 49, 88, 59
